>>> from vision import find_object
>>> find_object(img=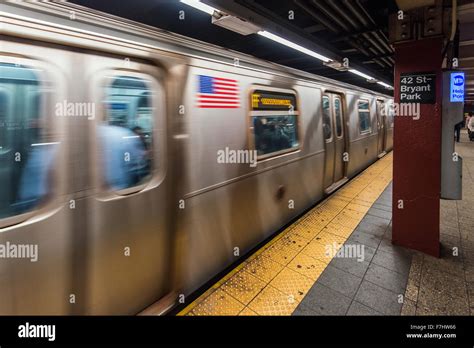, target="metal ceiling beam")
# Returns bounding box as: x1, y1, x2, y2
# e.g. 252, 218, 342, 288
293, 0, 341, 33
324, 0, 394, 68
343, 0, 395, 64
202, 0, 393, 89
293, 0, 388, 70
332, 27, 382, 42
303, 24, 326, 33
